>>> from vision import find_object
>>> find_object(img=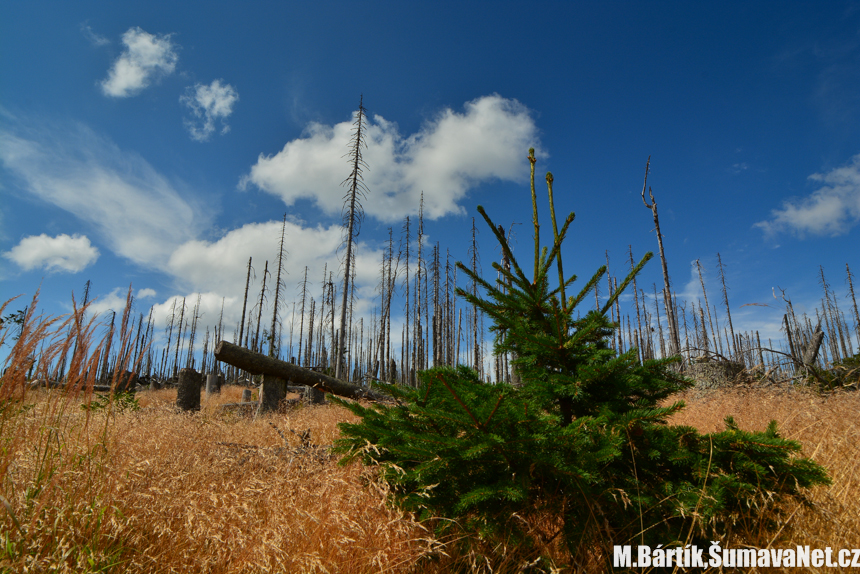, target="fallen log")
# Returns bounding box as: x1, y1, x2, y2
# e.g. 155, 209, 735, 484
214, 341, 392, 403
